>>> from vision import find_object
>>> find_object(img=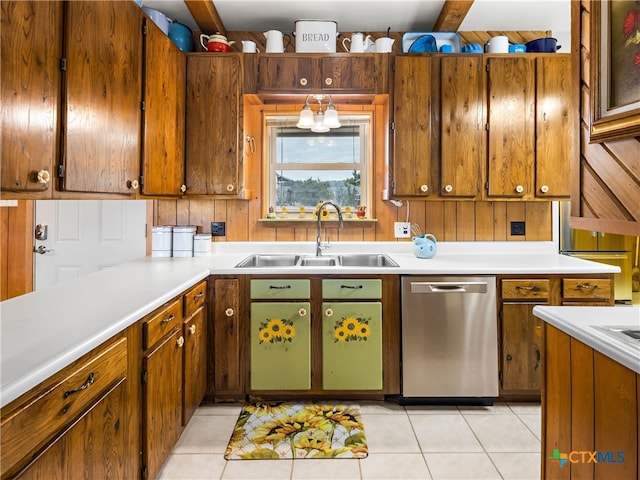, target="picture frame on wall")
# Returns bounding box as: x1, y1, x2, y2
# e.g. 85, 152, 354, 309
589, 0, 640, 142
